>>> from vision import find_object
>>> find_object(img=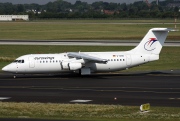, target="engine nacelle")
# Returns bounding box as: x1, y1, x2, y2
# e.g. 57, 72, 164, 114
61, 62, 82, 71
61, 62, 69, 70
68, 63, 82, 70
